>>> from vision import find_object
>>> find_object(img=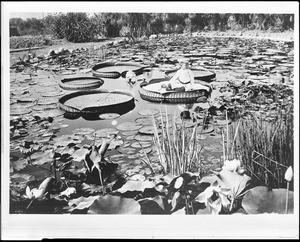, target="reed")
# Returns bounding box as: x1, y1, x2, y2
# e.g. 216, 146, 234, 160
150, 106, 204, 176
232, 104, 293, 189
